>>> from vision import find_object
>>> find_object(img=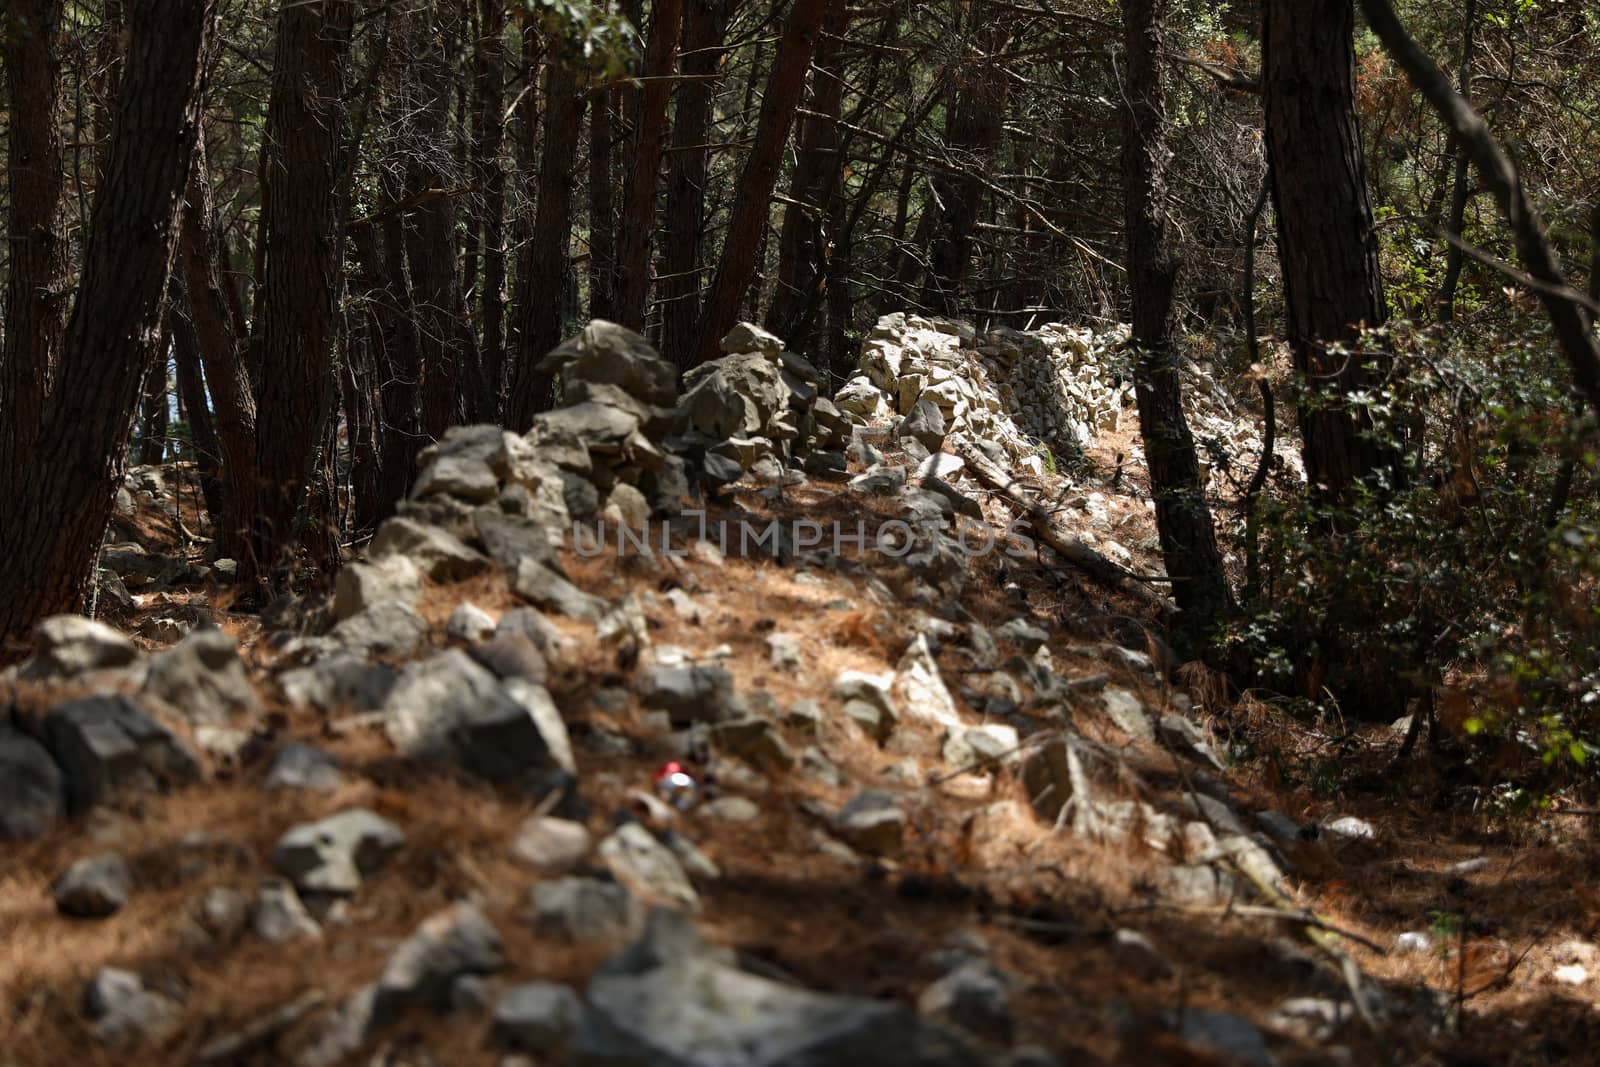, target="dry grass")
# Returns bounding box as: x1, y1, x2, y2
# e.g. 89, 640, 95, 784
7, 450, 1600, 1065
